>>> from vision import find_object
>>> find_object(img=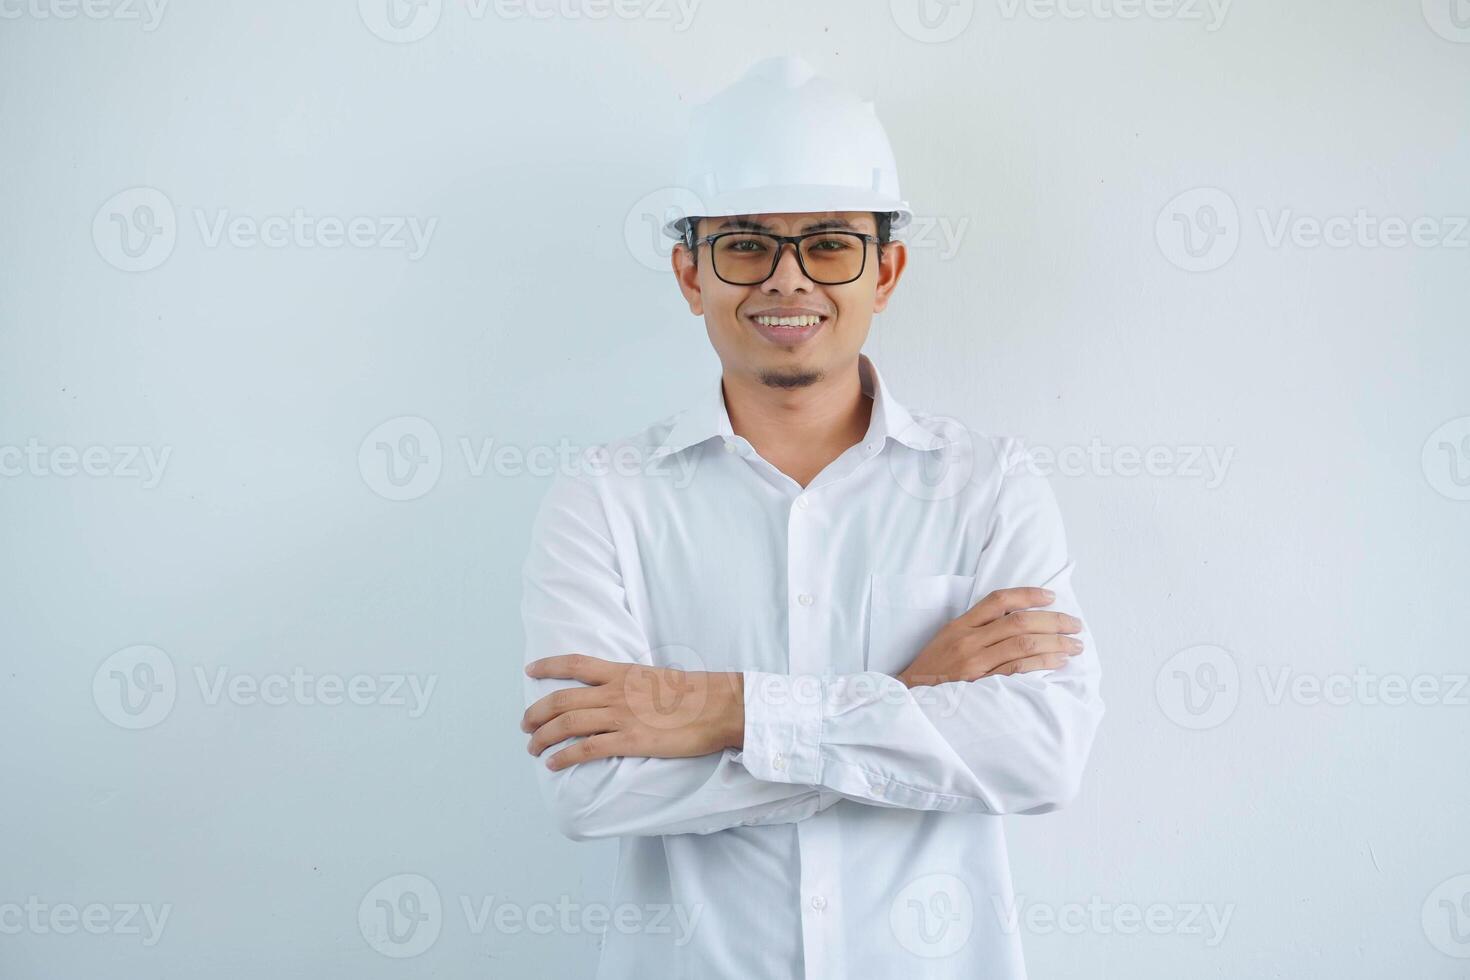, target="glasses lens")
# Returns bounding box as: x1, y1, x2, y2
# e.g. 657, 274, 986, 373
711, 233, 779, 284
798, 233, 866, 284
710, 232, 869, 285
